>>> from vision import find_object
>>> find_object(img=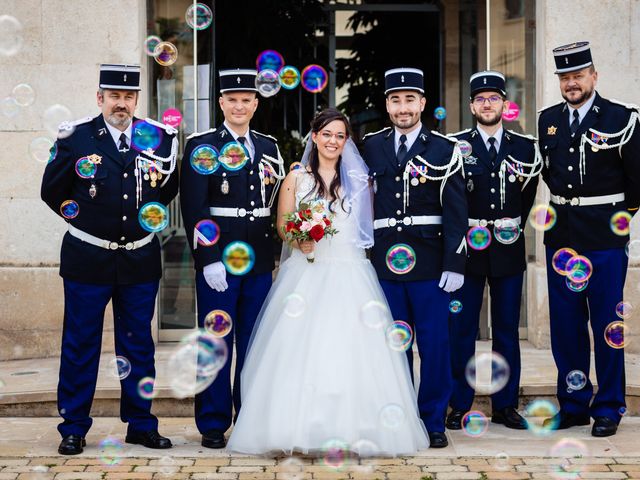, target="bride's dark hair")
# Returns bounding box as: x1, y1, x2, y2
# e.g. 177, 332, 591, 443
304, 107, 352, 212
